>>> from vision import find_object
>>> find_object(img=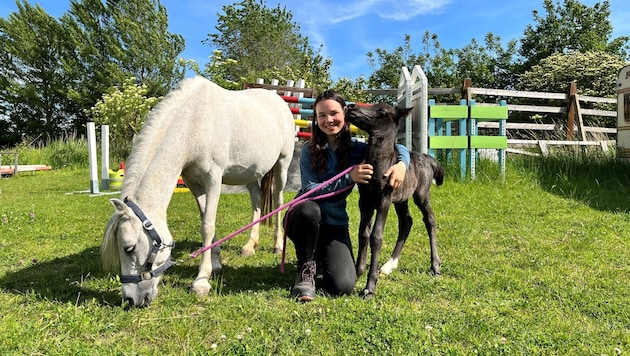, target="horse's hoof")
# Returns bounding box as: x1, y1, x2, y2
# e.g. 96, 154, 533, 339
361, 289, 375, 300
272, 247, 283, 255
240, 247, 255, 257
191, 278, 211, 297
